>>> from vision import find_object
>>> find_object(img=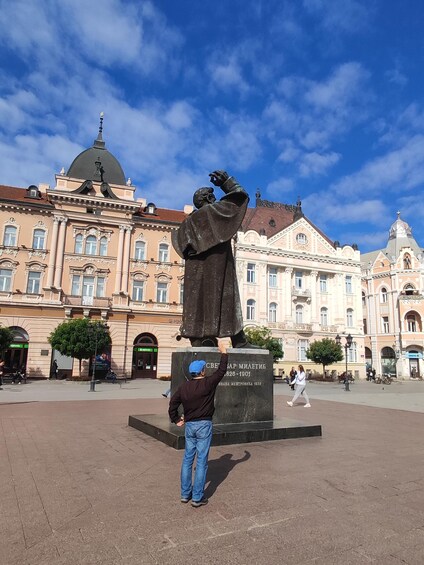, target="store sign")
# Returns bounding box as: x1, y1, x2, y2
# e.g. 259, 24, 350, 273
406, 352, 422, 359
134, 347, 158, 352
10, 343, 29, 349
